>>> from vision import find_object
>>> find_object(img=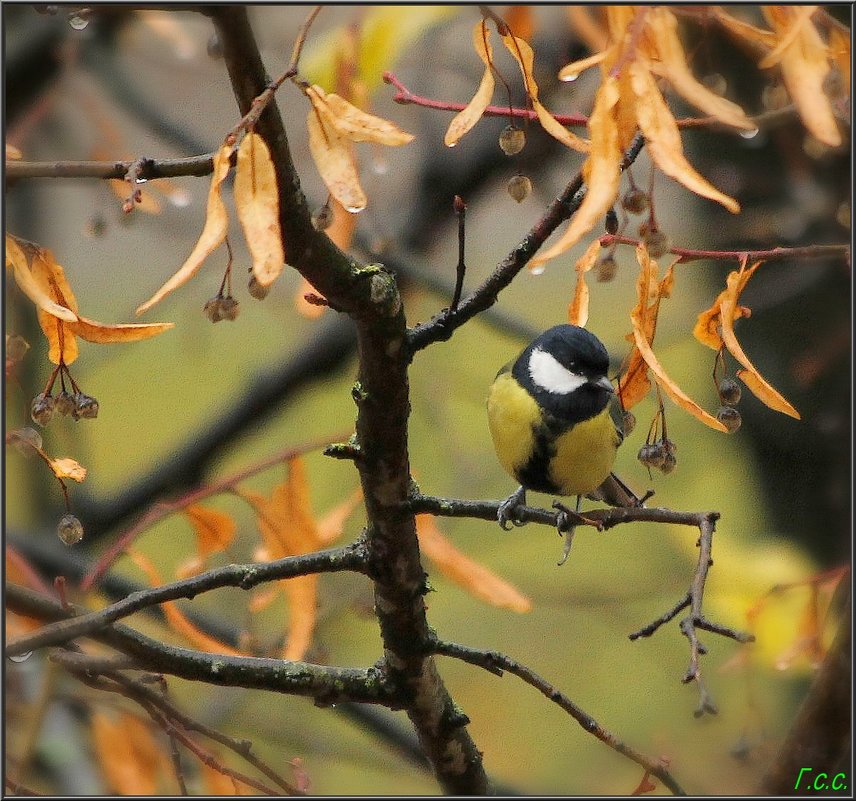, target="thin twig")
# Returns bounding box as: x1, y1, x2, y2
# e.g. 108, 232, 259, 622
5, 153, 216, 180
432, 640, 685, 796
